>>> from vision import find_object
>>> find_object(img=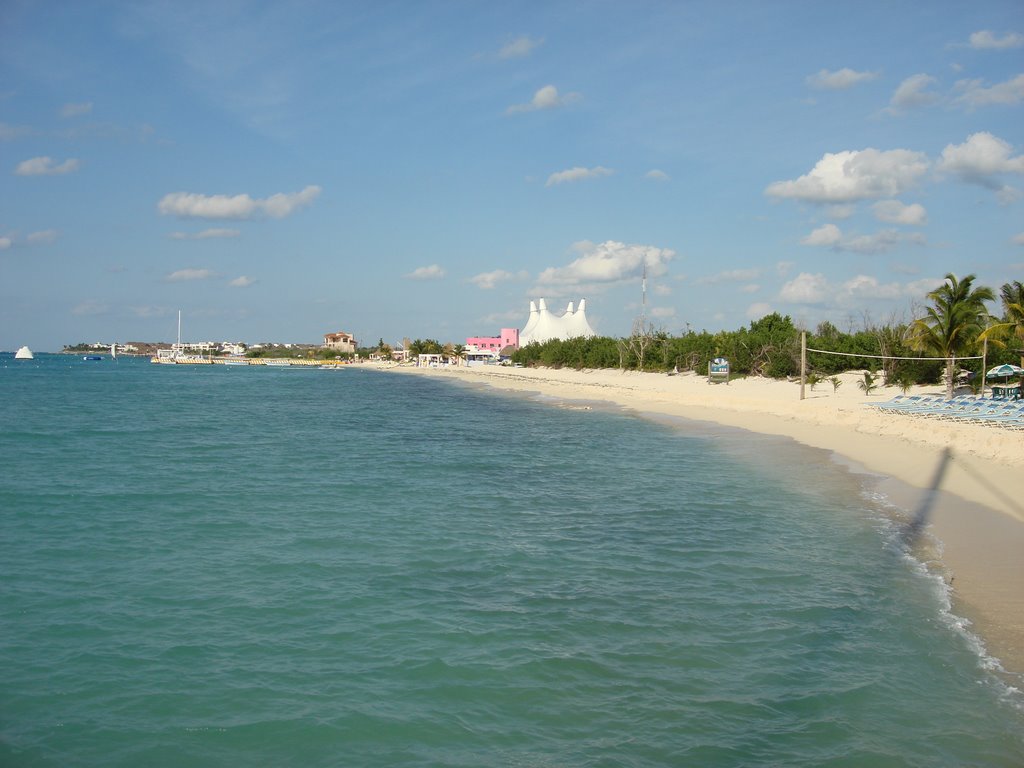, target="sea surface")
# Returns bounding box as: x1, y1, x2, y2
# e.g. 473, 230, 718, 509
1, 354, 1022, 767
